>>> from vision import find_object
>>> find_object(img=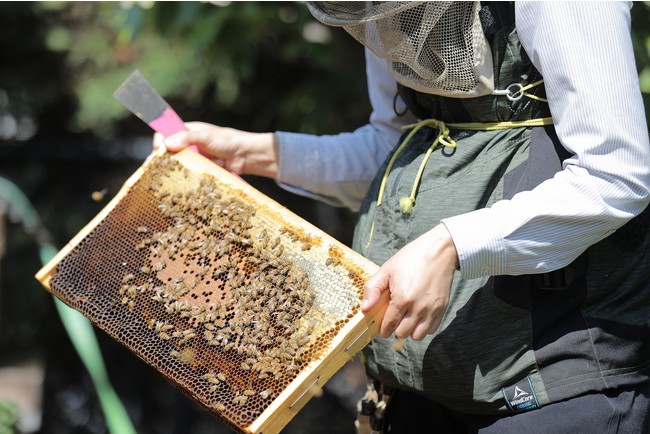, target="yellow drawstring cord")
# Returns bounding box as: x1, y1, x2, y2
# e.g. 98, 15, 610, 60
363, 79, 551, 249
493, 79, 548, 103
398, 120, 457, 214
520, 79, 548, 103
364, 115, 554, 249
375, 119, 457, 213
366, 120, 448, 247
